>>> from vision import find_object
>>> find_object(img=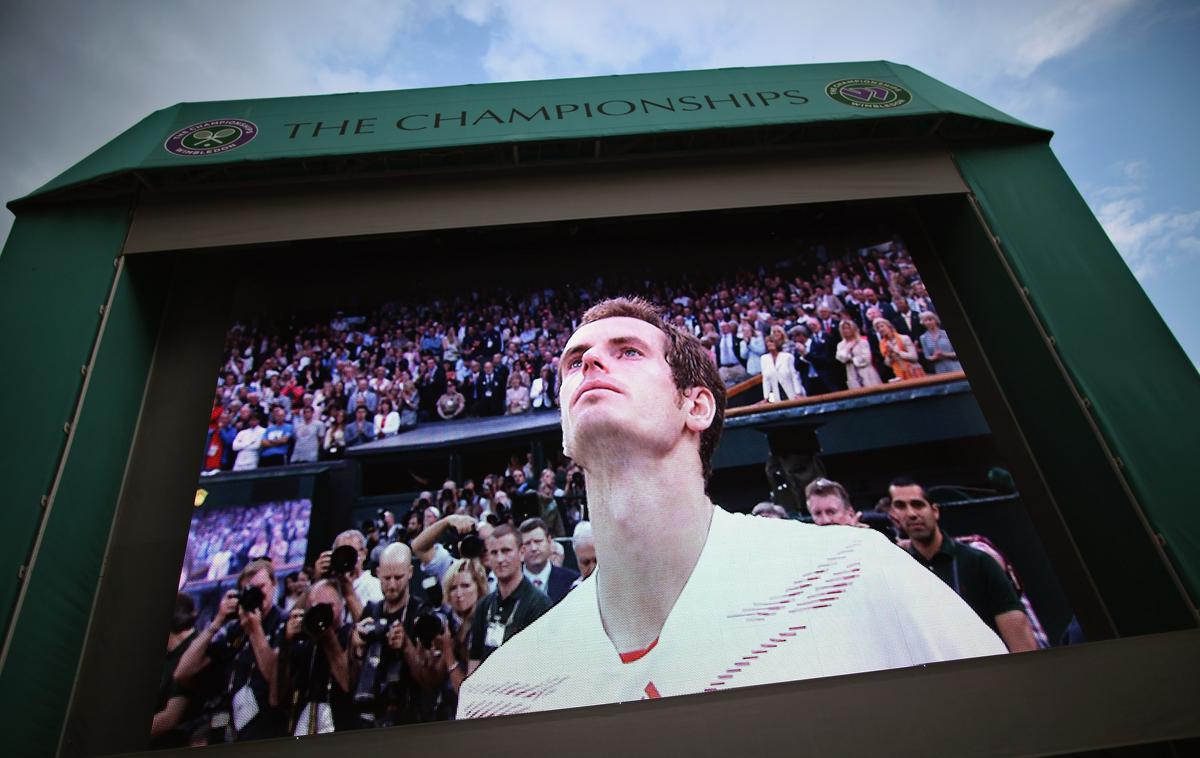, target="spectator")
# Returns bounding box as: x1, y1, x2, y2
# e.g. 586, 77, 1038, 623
344, 406, 375, 448
804, 478, 866, 526
323, 408, 347, 459
291, 406, 324, 464
571, 521, 596, 581
529, 365, 556, 410
874, 319, 925, 382
231, 413, 265, 471
715, 321, 748, 385
505, 373, 531, 415
203, 410, 234, 475
835, 320, 882, 389
281, 569, 311, 614
374, 398, 401, 439
398, 381, 420, 428
410, 513, 478, 585
475, 362, 504, 416
890, 297, 925, 341
315, 529, 382, 621
760, 334, 805, 403
739, 321, 767, 376
259, 405, 293, 468
919, 312, 962, 374
887, 477, 1037, 652
436, 381, 466, 421
518, 517, 578, 604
